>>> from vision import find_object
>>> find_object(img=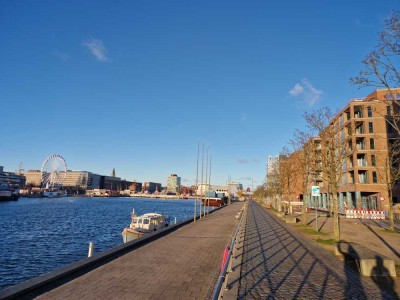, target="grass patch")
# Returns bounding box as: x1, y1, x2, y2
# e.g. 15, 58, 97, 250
316, 238, 336, 245
300, 227, 328, 236
380, 229, 400, 235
